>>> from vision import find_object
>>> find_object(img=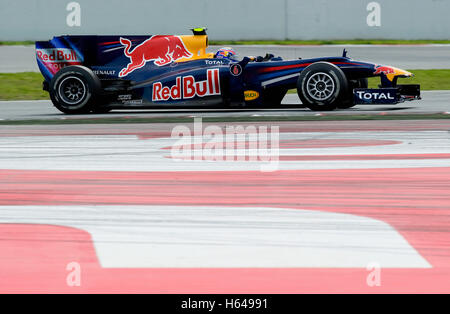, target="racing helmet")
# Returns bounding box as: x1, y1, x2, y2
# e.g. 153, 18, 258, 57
215, 47, 237, 60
